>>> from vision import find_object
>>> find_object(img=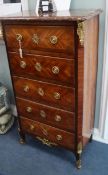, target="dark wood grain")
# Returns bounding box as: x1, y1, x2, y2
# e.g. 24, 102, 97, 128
20, 117, 75, 150
16, 97, 75, 132
9, 52, 75, 86
13, 76, 75, 111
